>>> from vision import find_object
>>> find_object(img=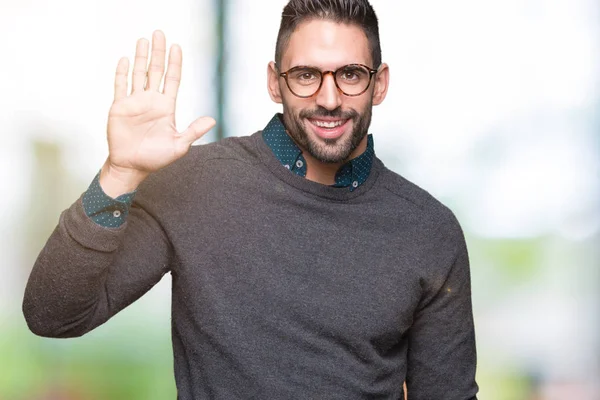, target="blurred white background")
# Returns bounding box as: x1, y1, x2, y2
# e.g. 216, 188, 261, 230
1, 0, 598, 399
